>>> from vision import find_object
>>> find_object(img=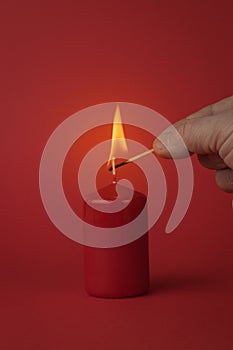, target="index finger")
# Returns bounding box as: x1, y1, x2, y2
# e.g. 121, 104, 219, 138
186, 95, 233, 120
